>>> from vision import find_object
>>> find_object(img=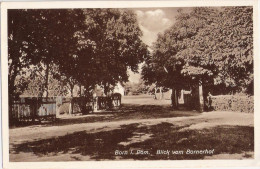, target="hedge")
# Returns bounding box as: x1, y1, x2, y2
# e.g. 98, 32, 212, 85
210, 95, 254, 113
